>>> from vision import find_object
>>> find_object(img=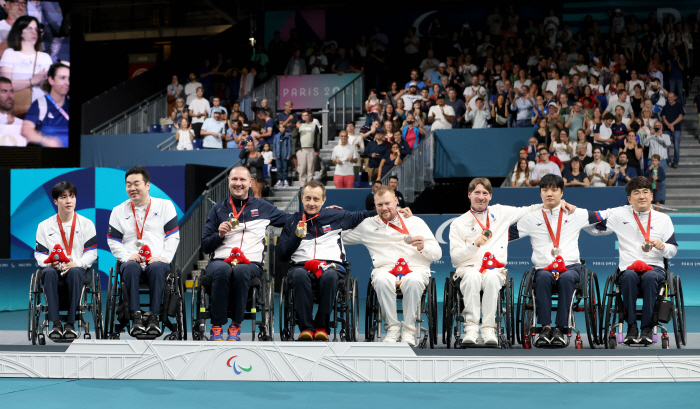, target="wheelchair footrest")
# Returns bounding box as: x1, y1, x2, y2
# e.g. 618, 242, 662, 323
134, 335, 159, 340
